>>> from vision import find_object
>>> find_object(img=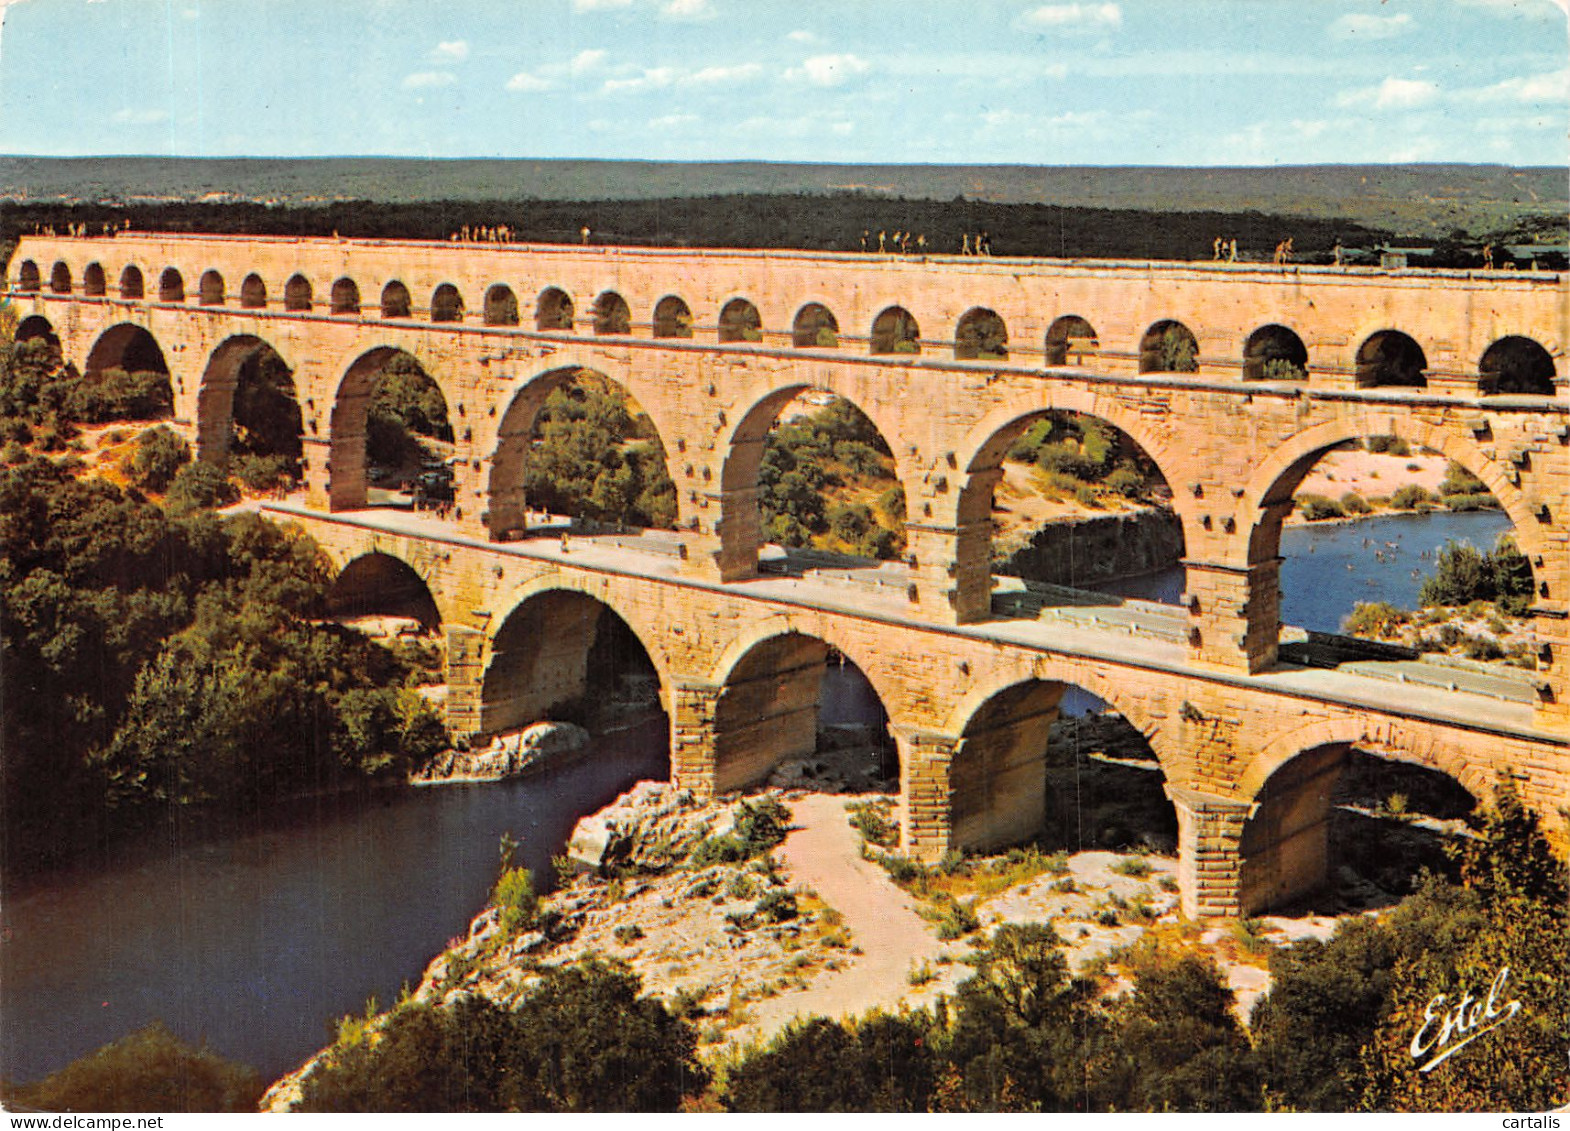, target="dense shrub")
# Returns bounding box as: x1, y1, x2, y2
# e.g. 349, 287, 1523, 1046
1389, 484, 1433, 510
518, 376, 676, 529
3, 1023, 263, 1113
1365, 435, 1411, 456
759, 397, 903, 559
125, 426, 190, 492
1298, 493, 1345, 521
2, 454, 447, 870
1418, 537, 1533, 612
302, 962, 706, 1112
